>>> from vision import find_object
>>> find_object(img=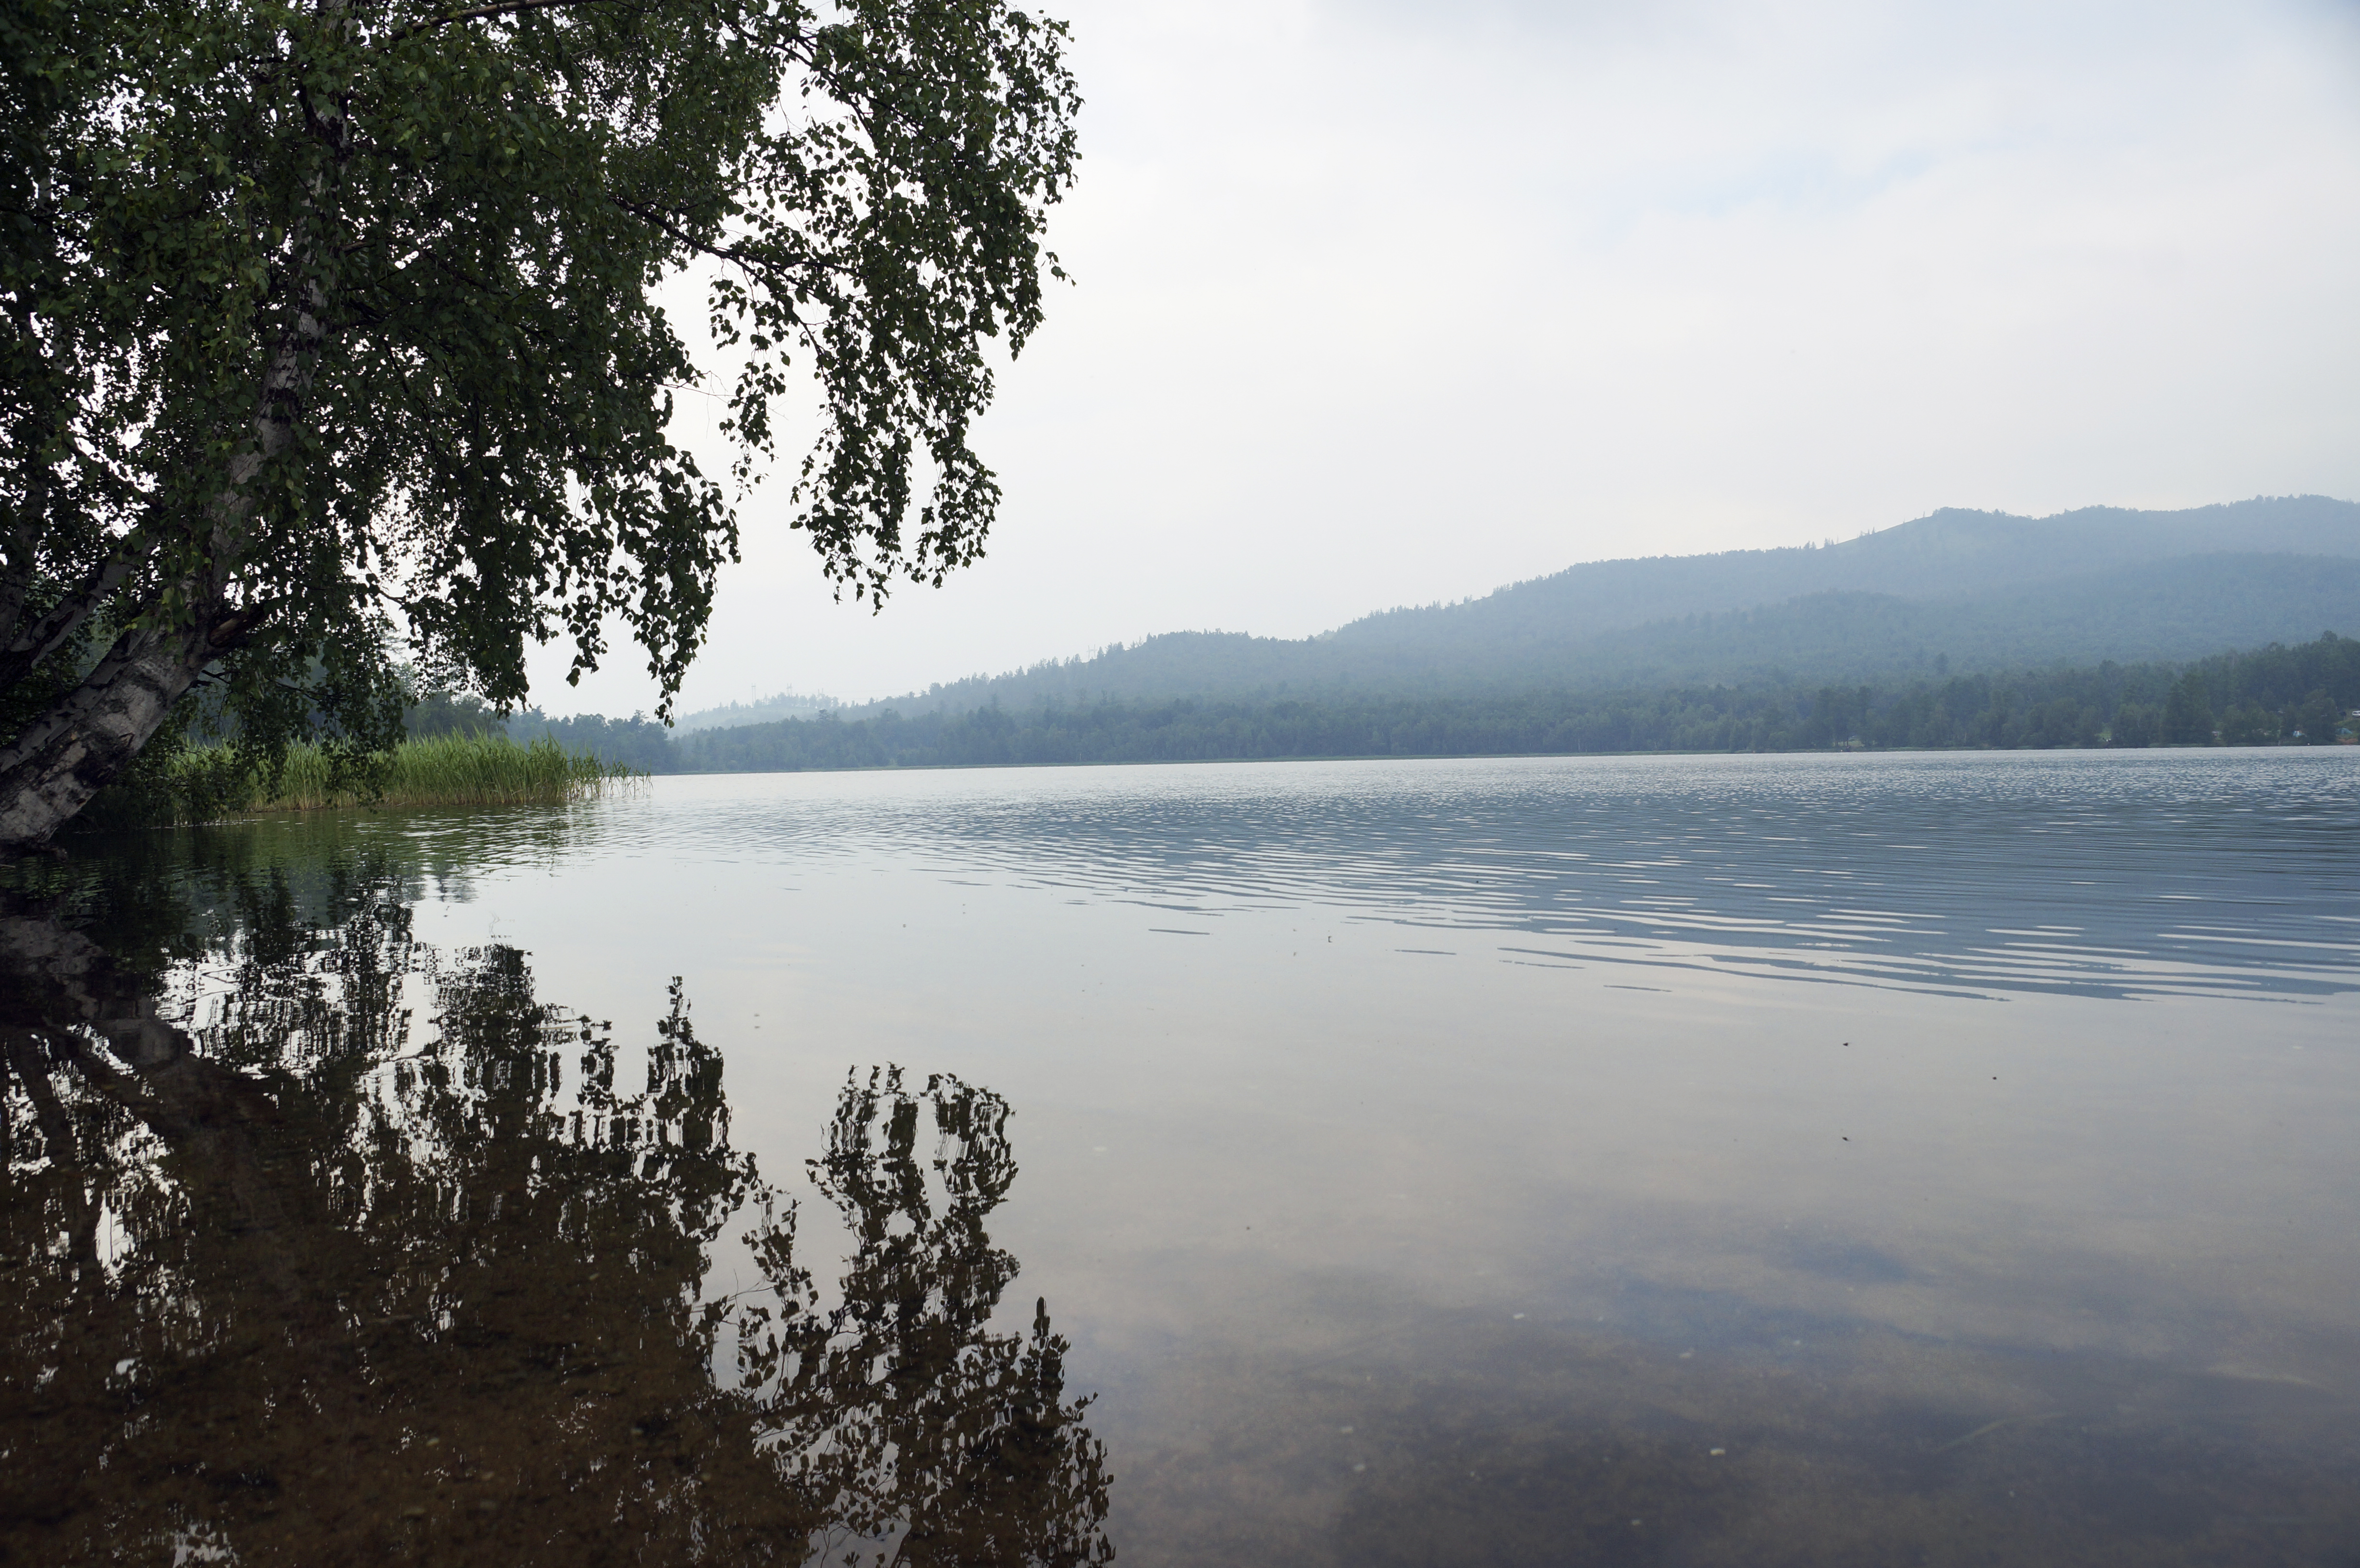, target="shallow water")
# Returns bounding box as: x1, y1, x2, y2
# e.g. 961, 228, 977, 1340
5, 749, 2358, 1564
